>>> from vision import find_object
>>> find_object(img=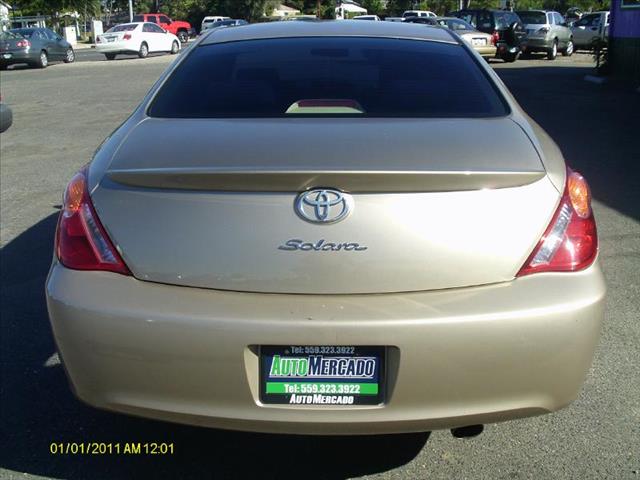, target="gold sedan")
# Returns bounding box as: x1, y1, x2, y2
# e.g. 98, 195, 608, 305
435, 17, 498, 58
